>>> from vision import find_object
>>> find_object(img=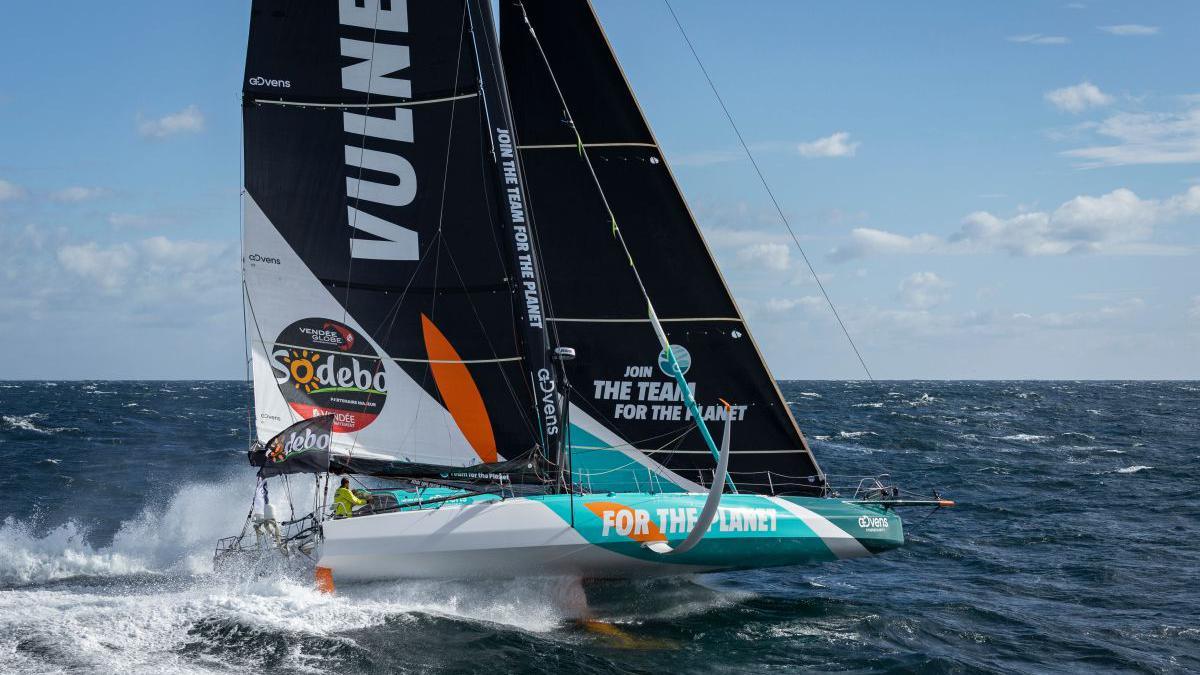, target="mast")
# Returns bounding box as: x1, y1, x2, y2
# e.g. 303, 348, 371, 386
466, 0, 565, 466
